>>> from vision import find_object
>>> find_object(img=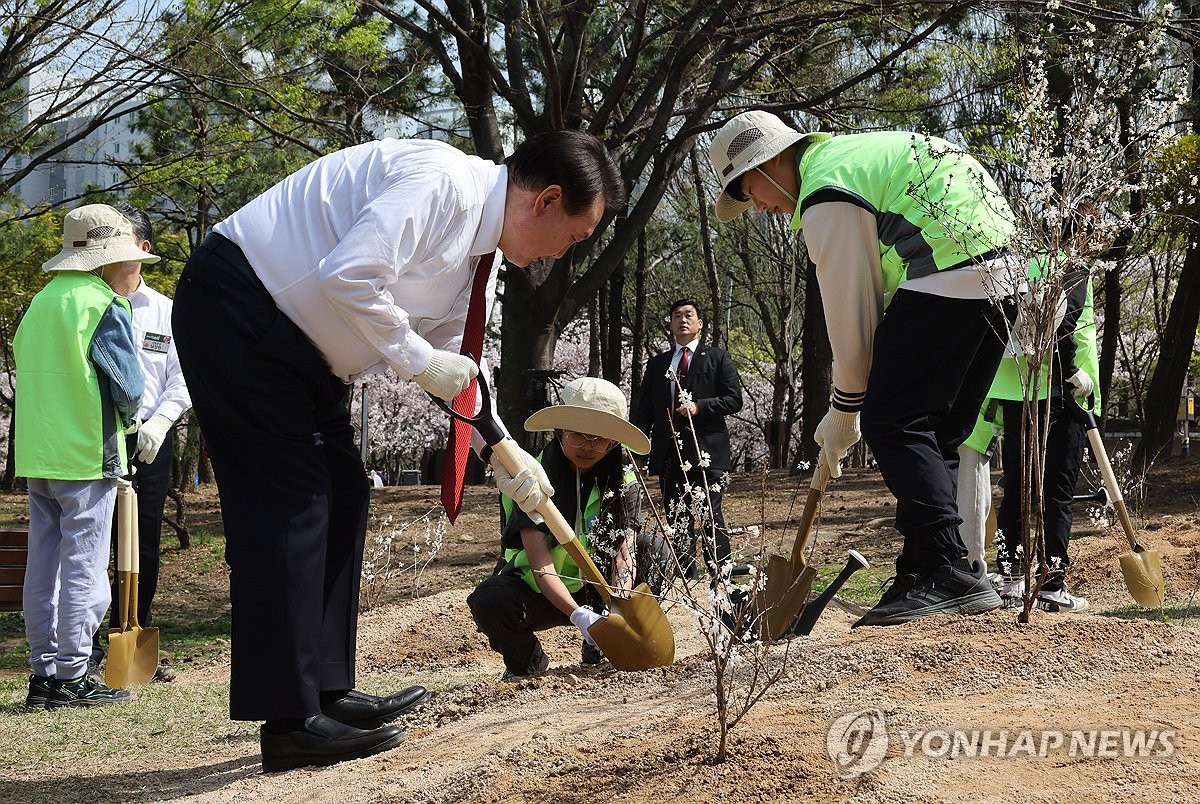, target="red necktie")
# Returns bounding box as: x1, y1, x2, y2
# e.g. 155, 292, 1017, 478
673, 346, 690, 424
440, 252, 495, 523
